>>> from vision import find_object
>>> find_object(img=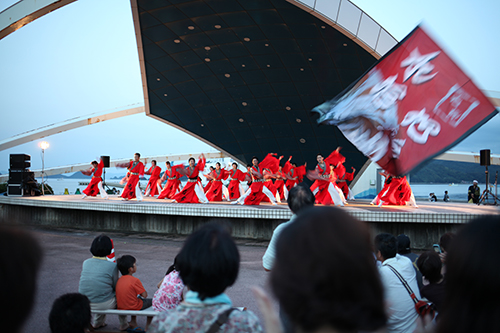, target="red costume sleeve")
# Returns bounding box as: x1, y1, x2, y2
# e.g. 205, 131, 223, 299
235, 170, 246, 181
94, 159, 104, 178
259, 154, 279, 173
138, 163, 145, 177
335, 164, 346, 179
197, 157, 206, 171
81, 168, 93, 176
344, 170, 355, 181
116, 162, 131, 169
295, 165, 306, 178
153, 167, 162, 177
324, 150, 346, 168
222, 169, 230, 180
145, 167, 152, 175
282, 160, 292, 174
